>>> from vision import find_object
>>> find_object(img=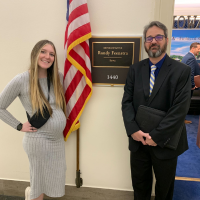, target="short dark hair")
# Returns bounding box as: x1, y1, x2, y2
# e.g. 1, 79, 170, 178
143, 21, 168, 39
190, 42, 200, 50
